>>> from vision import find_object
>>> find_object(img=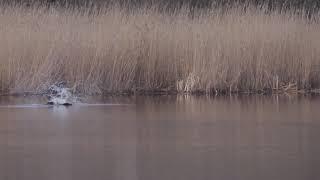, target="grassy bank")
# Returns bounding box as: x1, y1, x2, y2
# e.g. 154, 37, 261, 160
0, 4, 320, 95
